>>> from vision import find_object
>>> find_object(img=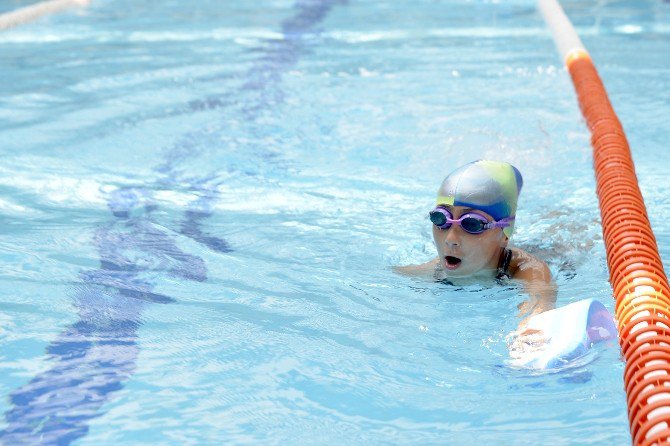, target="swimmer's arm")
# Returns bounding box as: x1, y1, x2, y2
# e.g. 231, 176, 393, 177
393, 257, 440, 278
507, 253, 557, 353
512, 251, 557, 322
